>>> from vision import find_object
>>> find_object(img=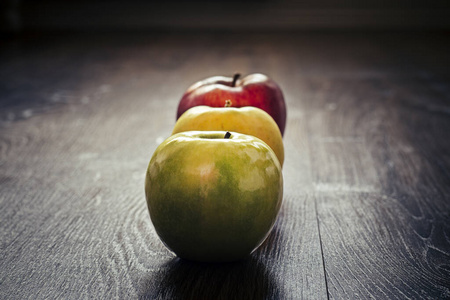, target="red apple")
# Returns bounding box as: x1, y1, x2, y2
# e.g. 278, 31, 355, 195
176, 73, 287, 135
